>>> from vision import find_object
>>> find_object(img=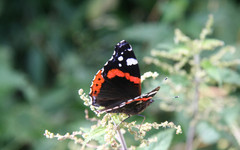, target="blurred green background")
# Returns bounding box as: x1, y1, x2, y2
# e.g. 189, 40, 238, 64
0, 0, 240, 150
